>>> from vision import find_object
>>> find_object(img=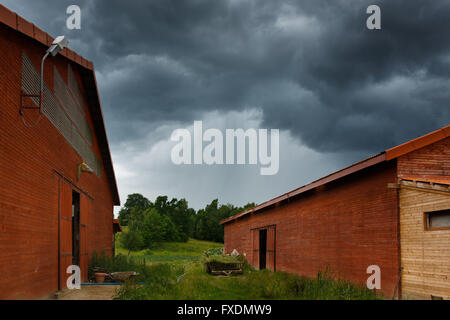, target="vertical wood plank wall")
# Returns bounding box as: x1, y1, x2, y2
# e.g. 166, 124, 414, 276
266, 226, 276, 271
59, 182, 72, 290
400, 187, 450, 299
80, 195, 90, 282
252, 229, 259, 268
